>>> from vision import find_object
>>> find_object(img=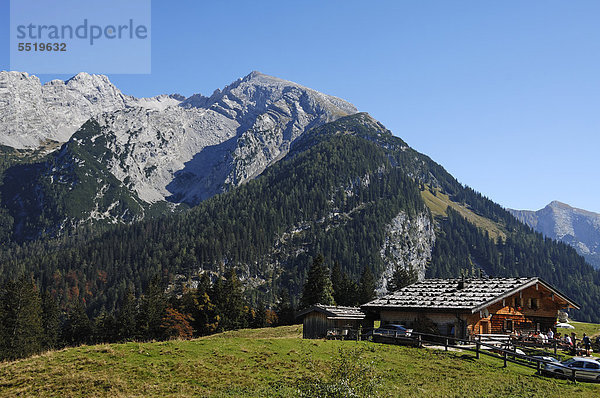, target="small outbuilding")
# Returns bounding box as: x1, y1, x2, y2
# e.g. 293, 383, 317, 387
297, 305, 372, 339
362, 277, 579, 339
